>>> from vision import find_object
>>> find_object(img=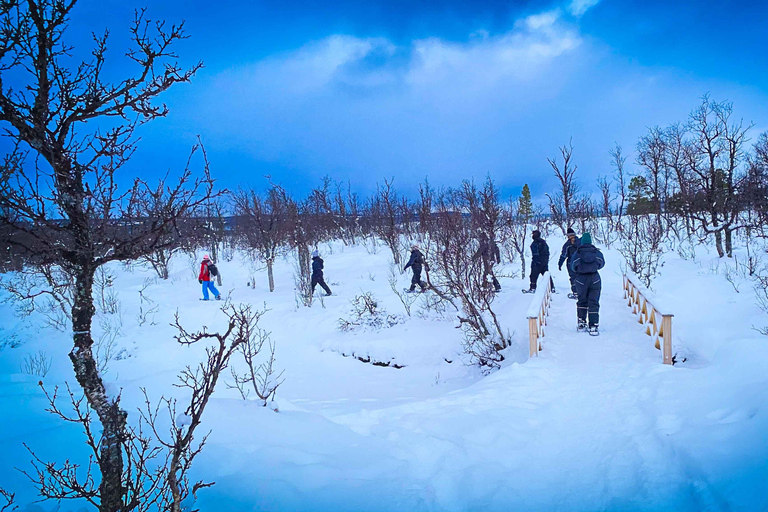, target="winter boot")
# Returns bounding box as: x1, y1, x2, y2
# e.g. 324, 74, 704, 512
577, 320, 588, 332
588, 325, 599, 336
